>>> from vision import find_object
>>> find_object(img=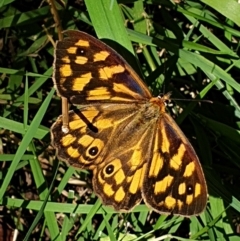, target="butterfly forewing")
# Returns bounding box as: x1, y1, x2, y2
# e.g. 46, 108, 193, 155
51, 30, 208, 216
142, 111, 207, 215
53, 30, 152, 105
